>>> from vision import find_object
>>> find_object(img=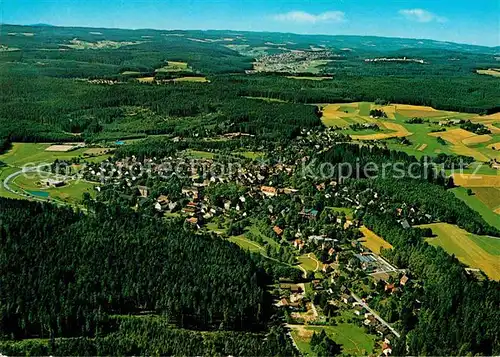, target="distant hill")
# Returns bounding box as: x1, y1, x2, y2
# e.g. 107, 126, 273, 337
2, 23, 498, 54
